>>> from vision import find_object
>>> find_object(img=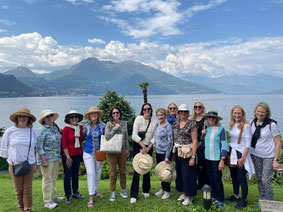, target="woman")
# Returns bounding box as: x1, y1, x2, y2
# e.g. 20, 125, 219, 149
130, 103, 157, 204
190, 101, 209, 190
61, 110, 85, 205
0, 108, 37, 212
172, 104, 198, 206
250, 102, 281, 200
166, 103, 178, 125
105, 107, 130, 201
154, 108, 173, 200
226, 106, 254, 209
83, 107, 105, 207
203, 110, 228, 208
37, 109, 63, 209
